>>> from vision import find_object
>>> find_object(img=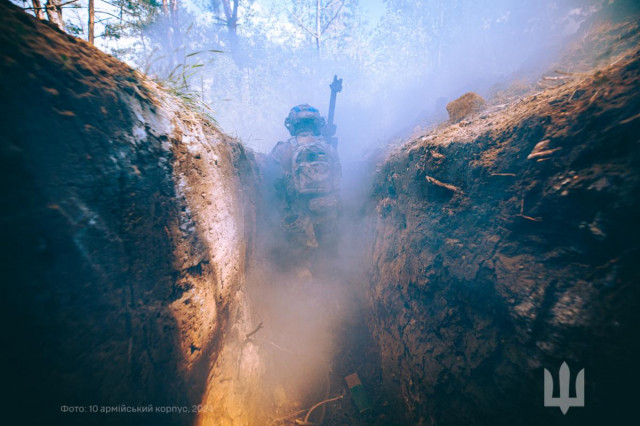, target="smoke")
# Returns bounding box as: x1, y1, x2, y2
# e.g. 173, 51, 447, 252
129, 1, 604, 160
130, 0, 615, 419
150, 2, 614, 160
245, 267, 353, 419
